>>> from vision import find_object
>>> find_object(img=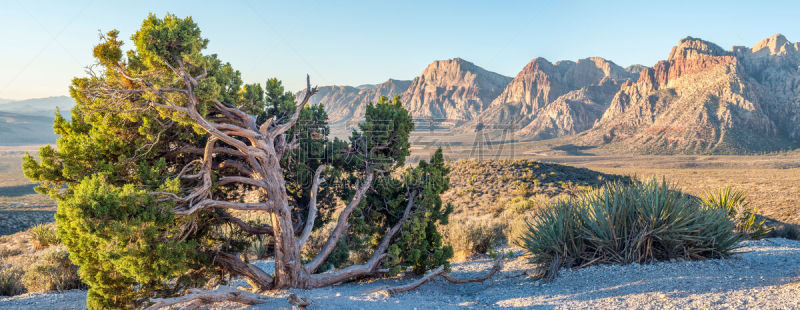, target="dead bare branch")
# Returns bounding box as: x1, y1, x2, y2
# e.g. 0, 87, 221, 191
297, 165, 325, 250
305, 171, 375, 273
374, 259, 503, 296
145, 286, 269, 310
